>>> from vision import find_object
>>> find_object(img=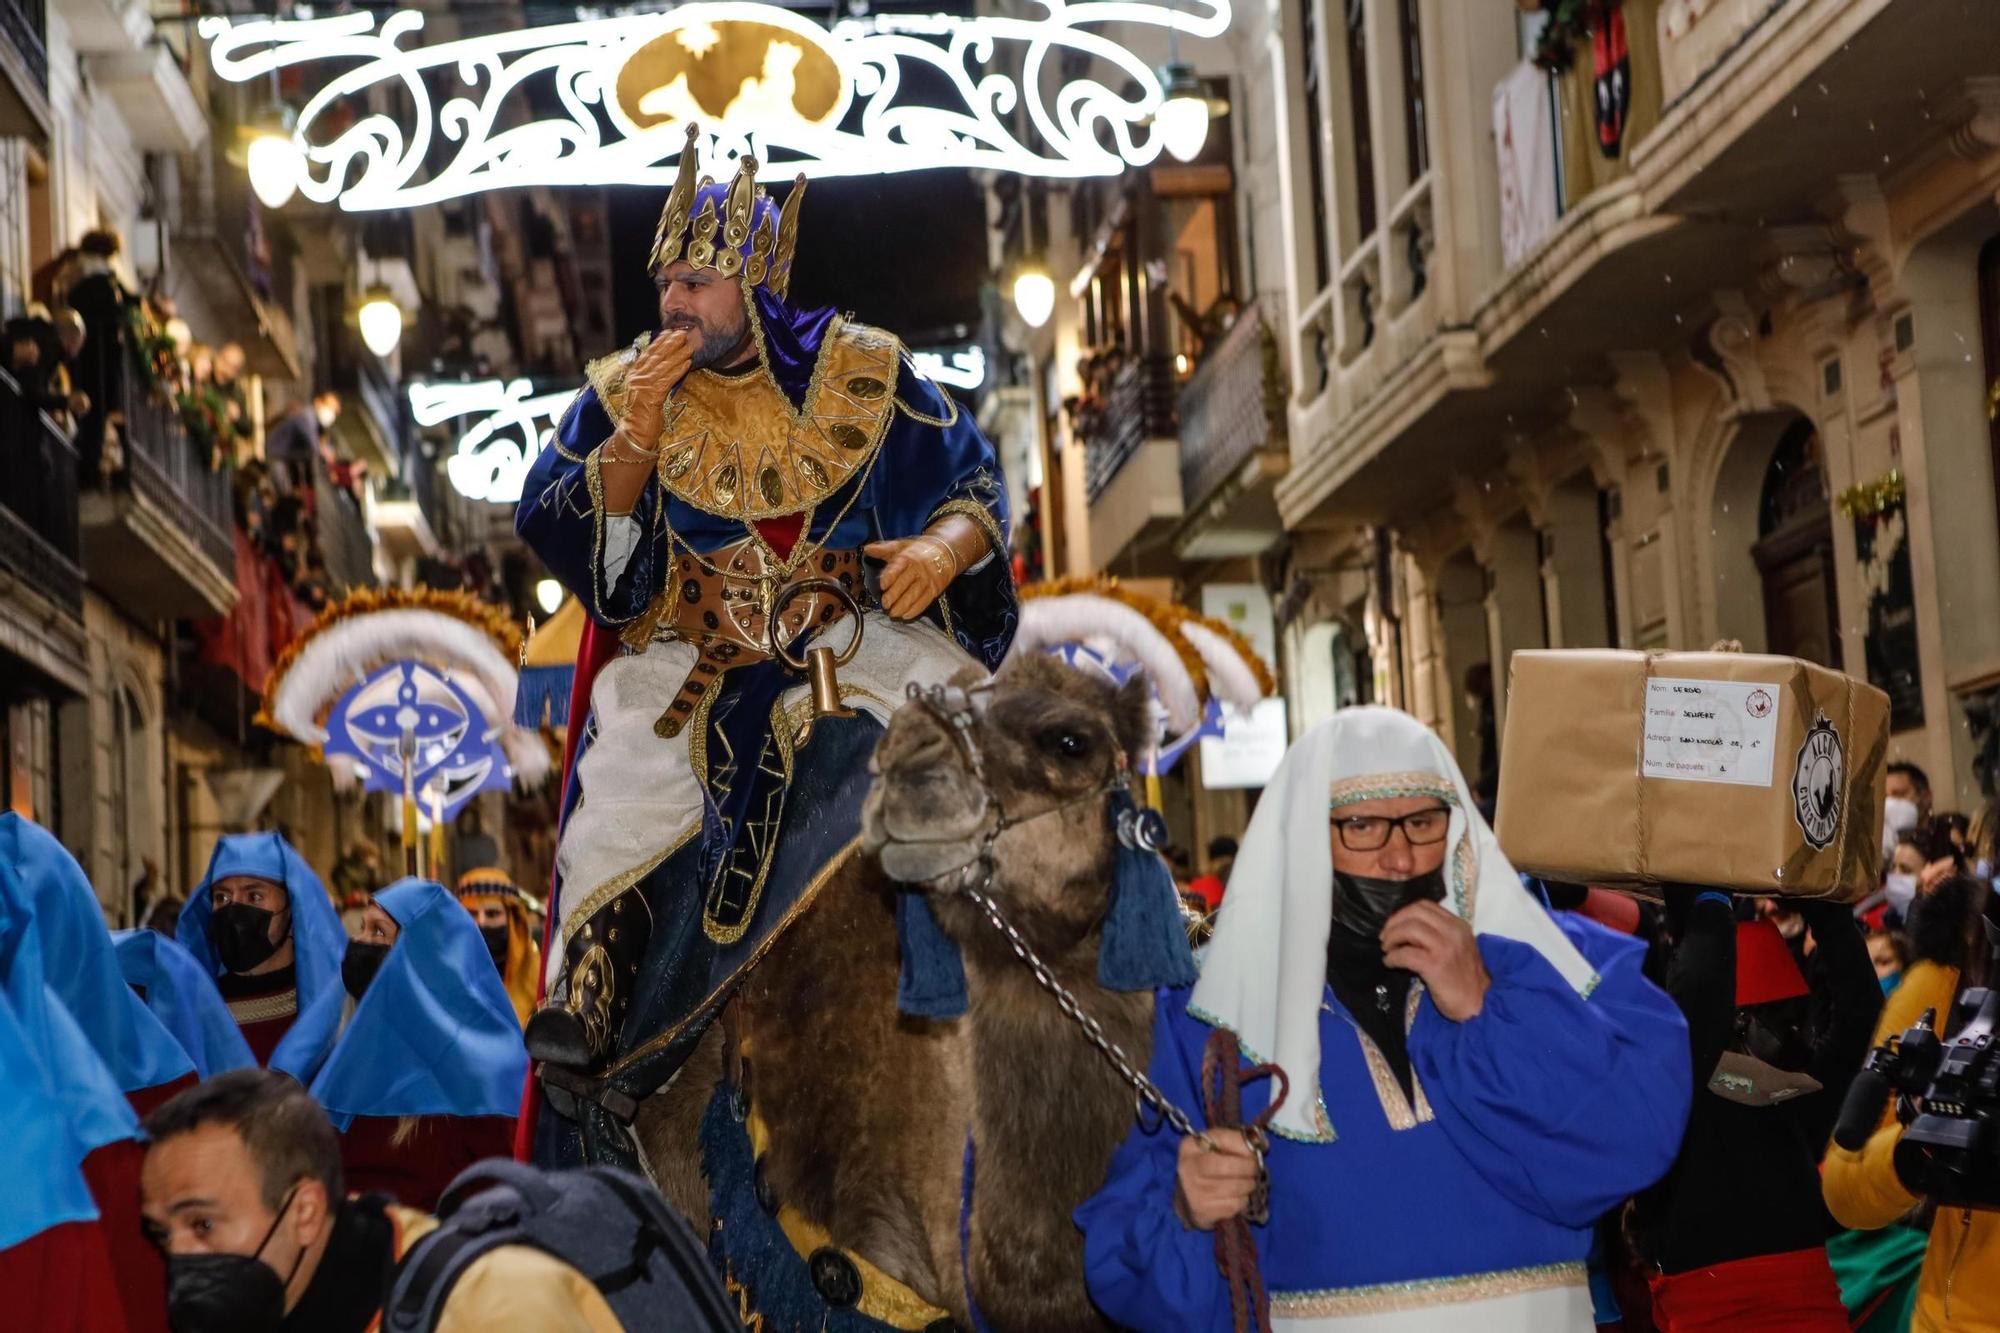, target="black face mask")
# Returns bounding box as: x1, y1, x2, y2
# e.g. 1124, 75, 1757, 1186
208, 902, 286, 975
1330, 867, 1448, 951
165, 1188, 304, 1333
341, 940, 391, 1001
479, 923, 511, 972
